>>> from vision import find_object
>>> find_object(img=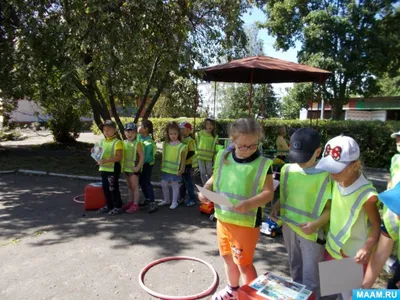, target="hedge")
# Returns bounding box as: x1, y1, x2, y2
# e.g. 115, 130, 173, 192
91, 118, 399, 169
